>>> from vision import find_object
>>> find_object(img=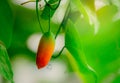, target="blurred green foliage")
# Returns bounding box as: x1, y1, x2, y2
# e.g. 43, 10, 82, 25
0, 0, 120, 83
0, 44, 14, 83
0, 0, 14, 83
0, 0, 13, 48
